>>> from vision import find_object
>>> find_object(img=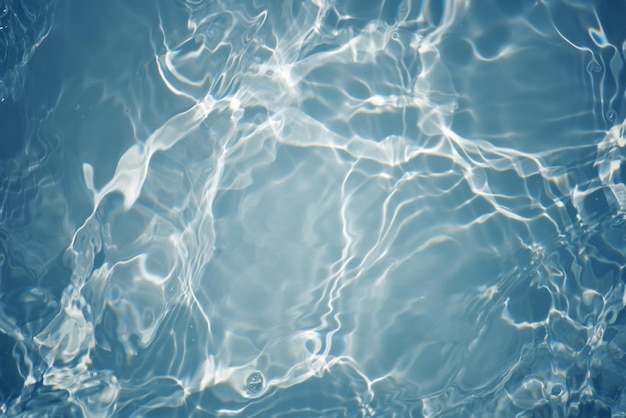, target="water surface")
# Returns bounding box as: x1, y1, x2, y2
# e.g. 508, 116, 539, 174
1, 0, 626, 416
